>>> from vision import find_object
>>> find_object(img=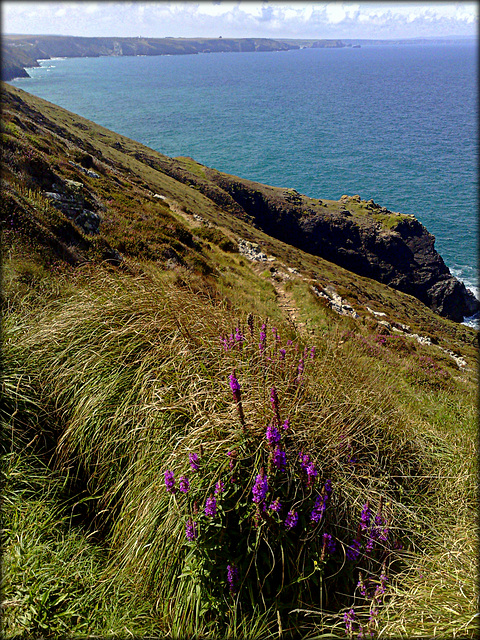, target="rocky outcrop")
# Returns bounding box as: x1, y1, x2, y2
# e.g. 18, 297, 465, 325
171, 169, 478, 323
45, 180, 101, 235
